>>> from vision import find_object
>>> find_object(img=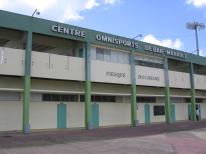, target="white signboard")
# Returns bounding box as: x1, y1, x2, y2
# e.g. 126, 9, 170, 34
91, 60, 131, 84
136, 66, 165, 87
